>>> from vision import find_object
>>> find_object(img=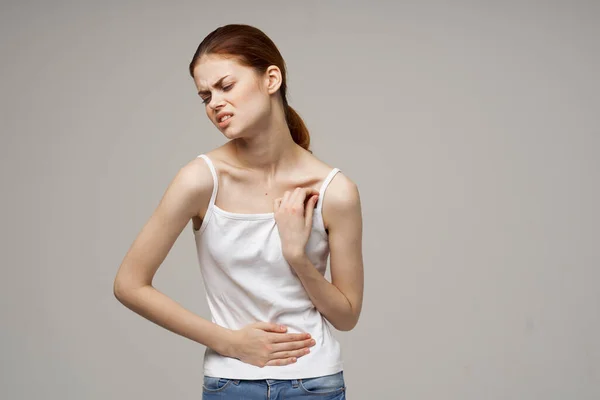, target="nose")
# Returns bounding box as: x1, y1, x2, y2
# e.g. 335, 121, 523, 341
208, 94, 225, 111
